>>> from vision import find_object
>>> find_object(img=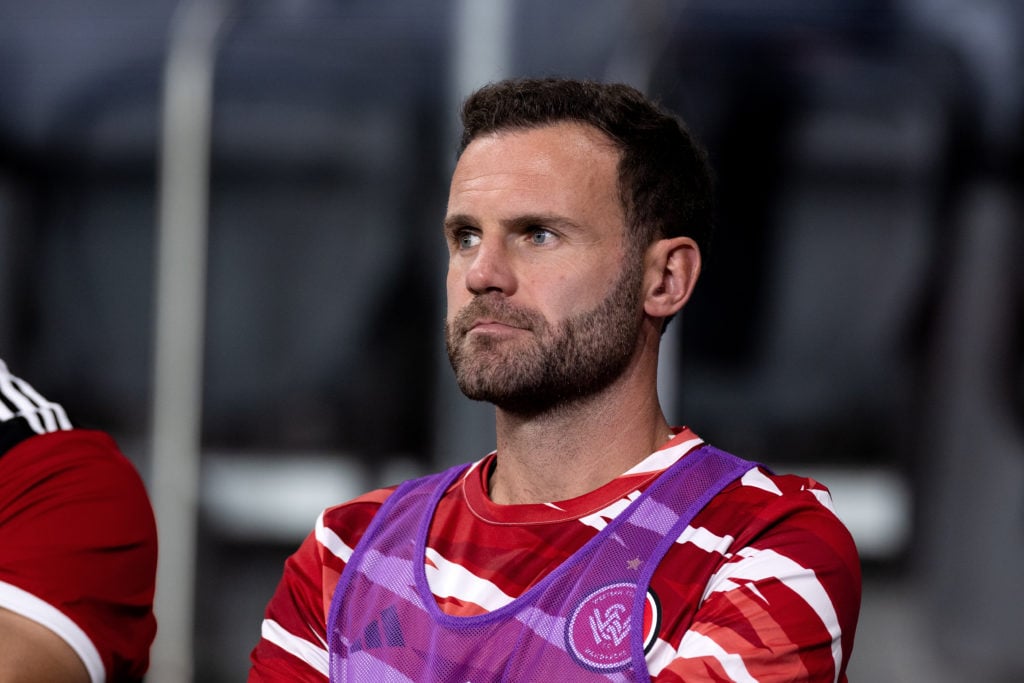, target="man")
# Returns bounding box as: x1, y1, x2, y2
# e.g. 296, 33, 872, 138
250, 78, 860, 681
0, 359, 158, 682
